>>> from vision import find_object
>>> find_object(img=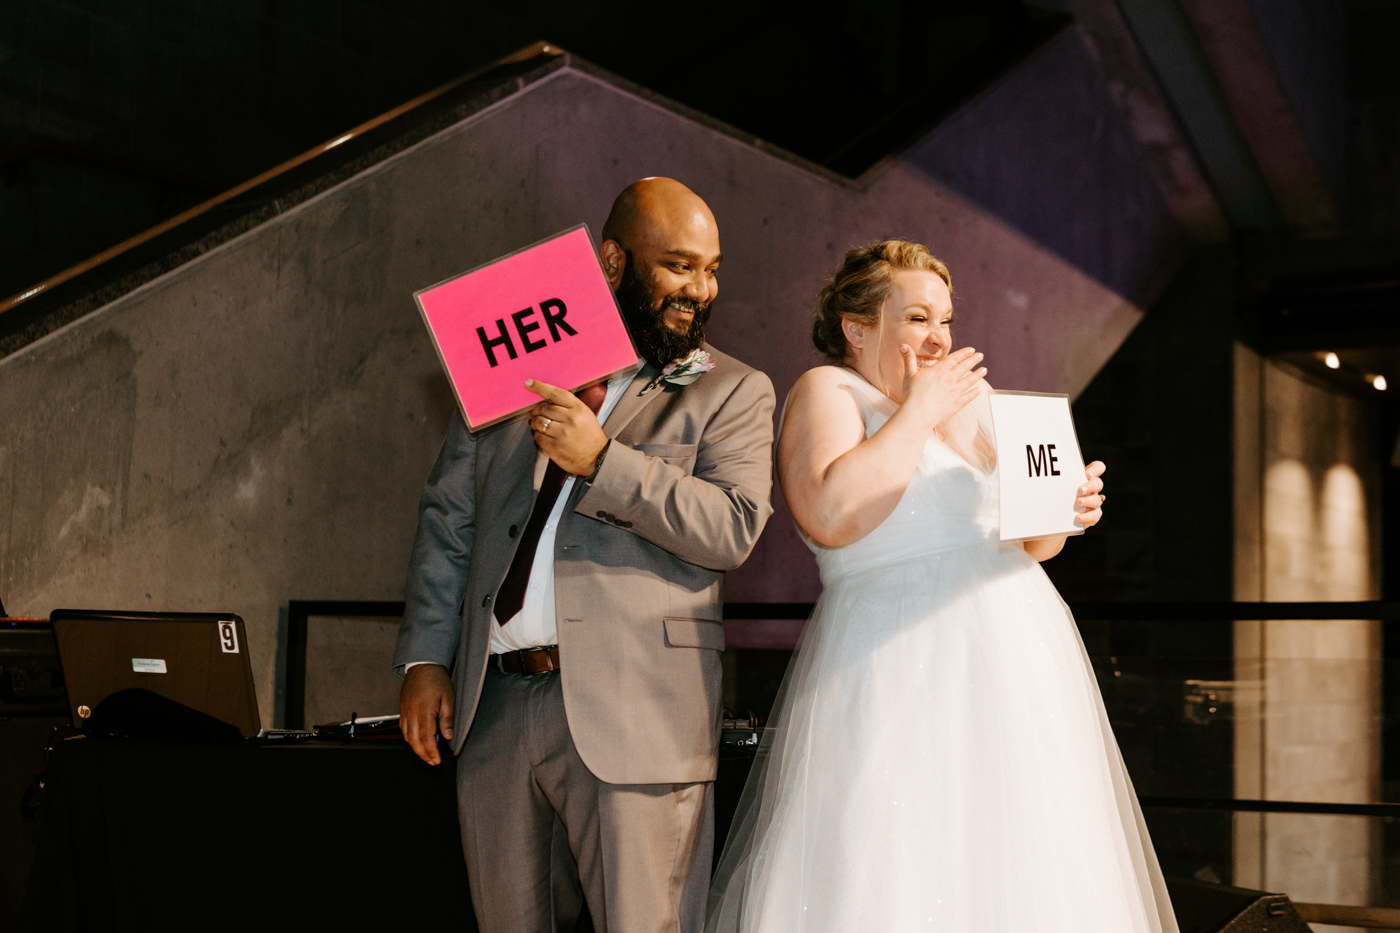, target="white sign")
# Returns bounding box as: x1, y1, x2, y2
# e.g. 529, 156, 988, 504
132, 658, 168, 674
217, 620, 240, 654
989, 391, 1087, 542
